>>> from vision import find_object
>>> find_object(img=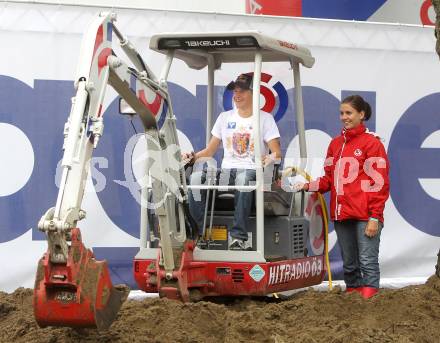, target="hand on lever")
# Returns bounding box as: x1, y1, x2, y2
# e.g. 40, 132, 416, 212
262, 152, 279, 167
181, 152, 195, 166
